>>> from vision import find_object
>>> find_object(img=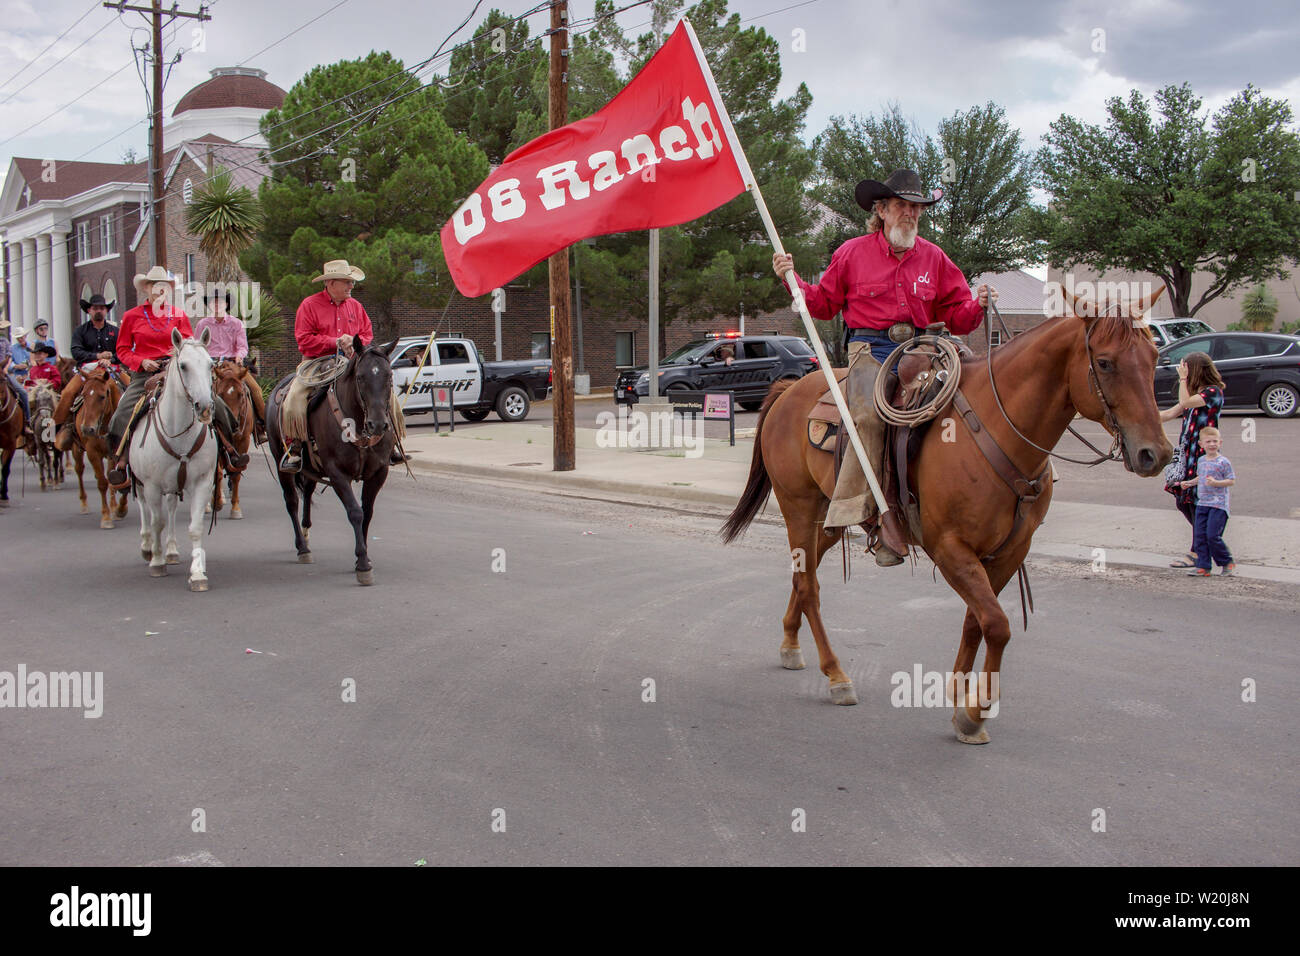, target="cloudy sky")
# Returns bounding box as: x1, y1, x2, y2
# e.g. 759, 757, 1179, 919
1, 0, 1297, 192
